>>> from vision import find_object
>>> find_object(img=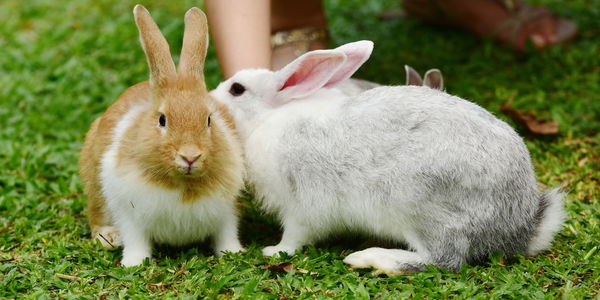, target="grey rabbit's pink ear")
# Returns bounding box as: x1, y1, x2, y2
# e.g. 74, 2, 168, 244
423, 69, 444, 90
404, 65, 423, 86
323, 40, 374, 87
275, 50, 347, 102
